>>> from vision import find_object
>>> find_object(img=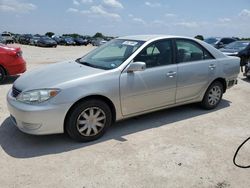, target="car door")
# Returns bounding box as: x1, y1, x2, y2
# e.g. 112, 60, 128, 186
120, 39, 177, 116
175, 39, 216, 103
